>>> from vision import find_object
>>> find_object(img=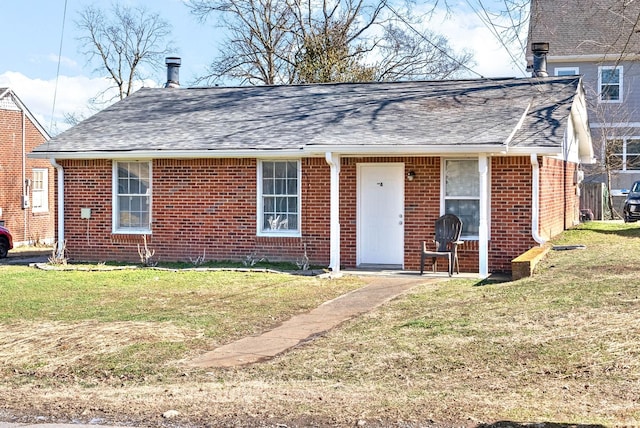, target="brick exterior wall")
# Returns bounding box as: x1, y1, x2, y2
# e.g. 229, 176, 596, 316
58, 155, 580, 273
539, 156, 580, 239
0, 108, 54, 246
59, 158, 330, 264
